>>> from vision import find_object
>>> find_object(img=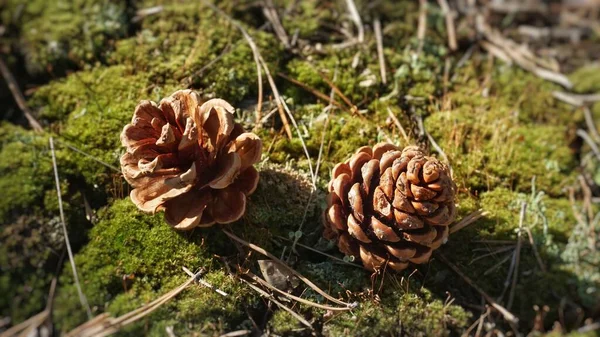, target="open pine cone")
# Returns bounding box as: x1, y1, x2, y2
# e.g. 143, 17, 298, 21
323, 143, 456, 271
120, 90, 262, 230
